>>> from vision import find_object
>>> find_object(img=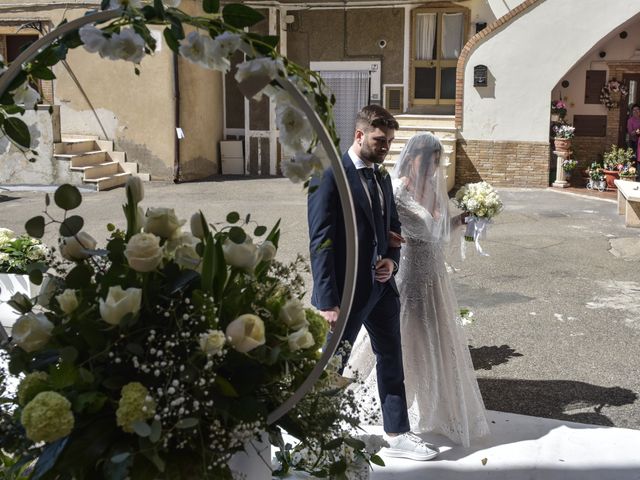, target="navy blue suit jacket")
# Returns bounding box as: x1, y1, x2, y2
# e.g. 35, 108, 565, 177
307, 152, 402, 314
